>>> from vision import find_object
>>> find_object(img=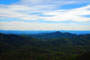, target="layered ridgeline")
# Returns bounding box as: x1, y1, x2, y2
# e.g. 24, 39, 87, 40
0, 31, 90, 60
30, 31, 76, 39
0, 30, 90, 35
